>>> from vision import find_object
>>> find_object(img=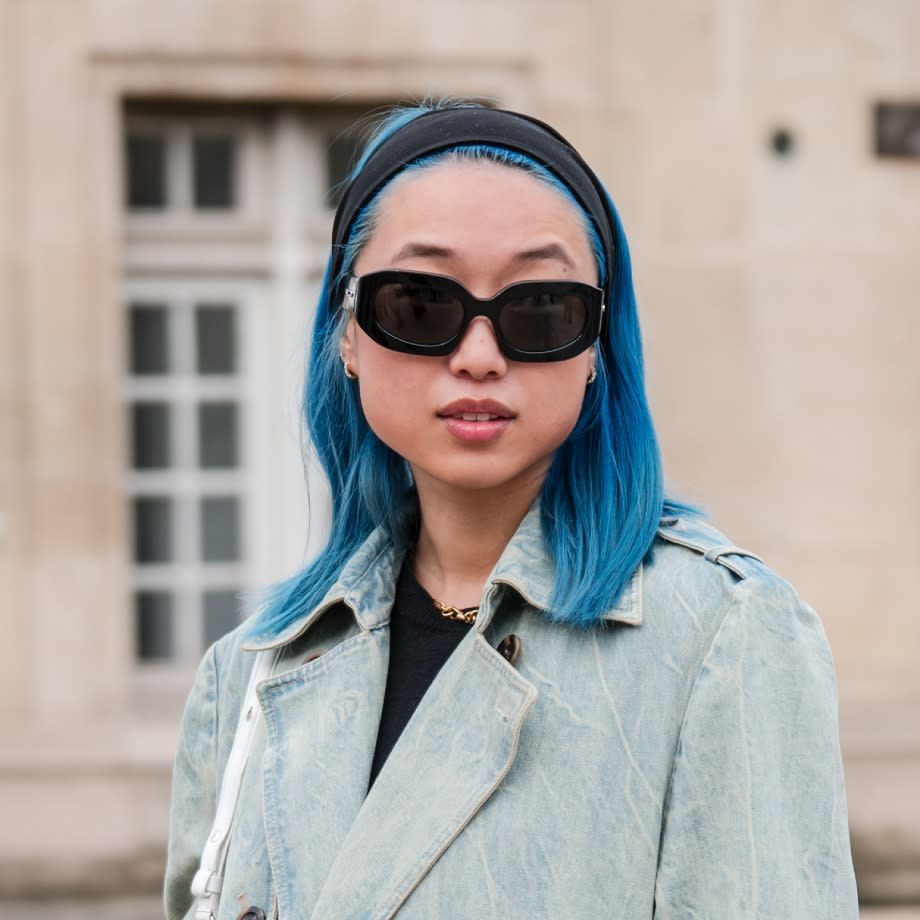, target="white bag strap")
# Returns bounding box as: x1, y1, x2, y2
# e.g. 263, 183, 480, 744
191, 648, 280, 920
